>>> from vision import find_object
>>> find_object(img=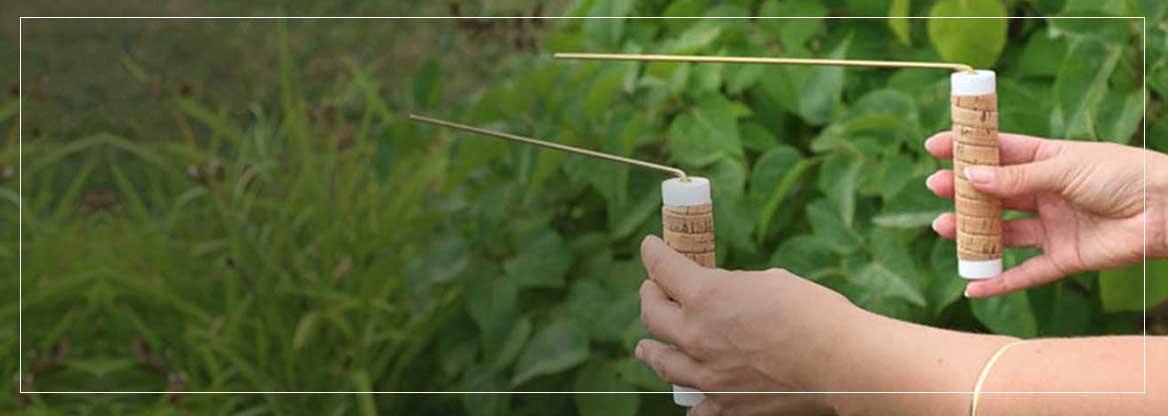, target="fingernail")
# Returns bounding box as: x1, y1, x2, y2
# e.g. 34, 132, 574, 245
634, 342, 644, 360
963, 287, 972, 298
925, 171, 940, 190
965, 166, 994, 185
931, 216, 941, 232
924, 135, 938, 149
